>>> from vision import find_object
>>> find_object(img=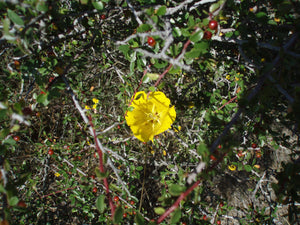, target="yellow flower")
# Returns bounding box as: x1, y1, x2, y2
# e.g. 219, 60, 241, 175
54, 172, 60, 177
274, 18, 280, 23
235, 76, 240, 81
163, 150, 167, 156
228, 165, 236, 171
85, 105, 91, 110
92, 98, 99, 104
125, 91, 176, 142
261, 58, 265, 62
92, 104, 97, 109
226, 74, 231, 80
